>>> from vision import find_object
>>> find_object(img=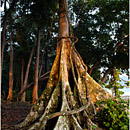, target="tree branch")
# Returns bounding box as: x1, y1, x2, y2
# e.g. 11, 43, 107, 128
100, 67, 113, 85
40, 71, 50, 78
16, 76, 49, 100
89, 60, 99, 75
